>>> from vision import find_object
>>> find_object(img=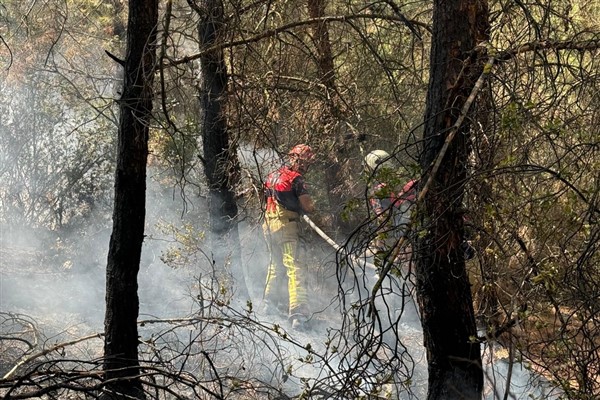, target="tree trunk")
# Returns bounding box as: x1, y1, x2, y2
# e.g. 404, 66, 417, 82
197, 0, 249, 300
415, 0, 489, 399
306, 0, 349, 226
103, 0, 158, 398
307, 0, 335, 91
